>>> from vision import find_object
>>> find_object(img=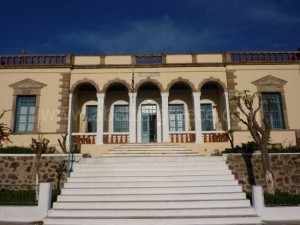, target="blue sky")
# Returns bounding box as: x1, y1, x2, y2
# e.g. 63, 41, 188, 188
1, 0, 300, 54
